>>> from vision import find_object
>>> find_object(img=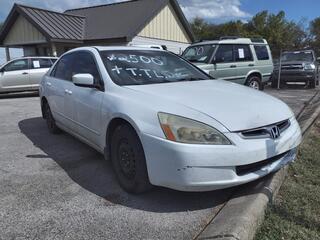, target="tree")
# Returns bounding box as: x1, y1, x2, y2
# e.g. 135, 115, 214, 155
190, 11, 308, 58
309, 18, 320, 56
